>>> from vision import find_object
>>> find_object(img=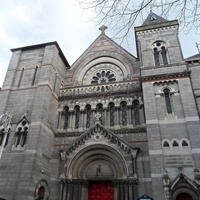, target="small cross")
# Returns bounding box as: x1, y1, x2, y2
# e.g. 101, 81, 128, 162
99, 25, 108, 34
94, 112, 101, 123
